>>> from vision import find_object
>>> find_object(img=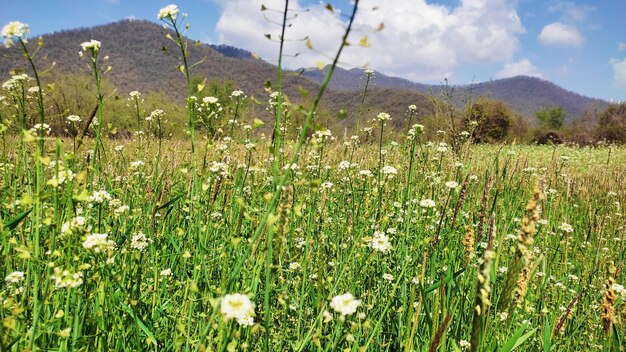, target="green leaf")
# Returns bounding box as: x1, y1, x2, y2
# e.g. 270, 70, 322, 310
253, 118, 265, 129
156, 193, 184, 212
543, 320, 552, 352
500, 324, 537, 352
424, 269, 464, 294
3, 208, 33, 231
119, 301, 157, 344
